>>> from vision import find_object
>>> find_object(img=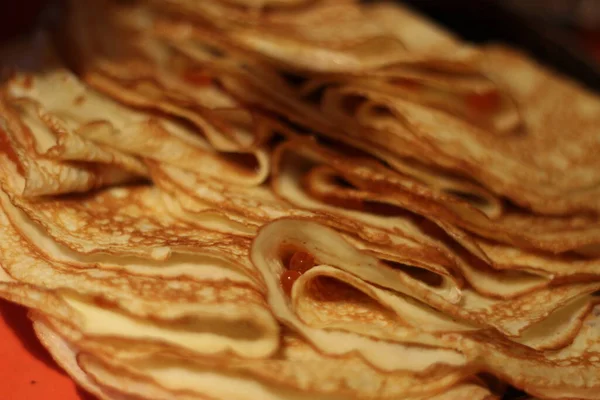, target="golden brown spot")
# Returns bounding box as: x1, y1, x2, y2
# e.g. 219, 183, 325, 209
74, 95, 86, 105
